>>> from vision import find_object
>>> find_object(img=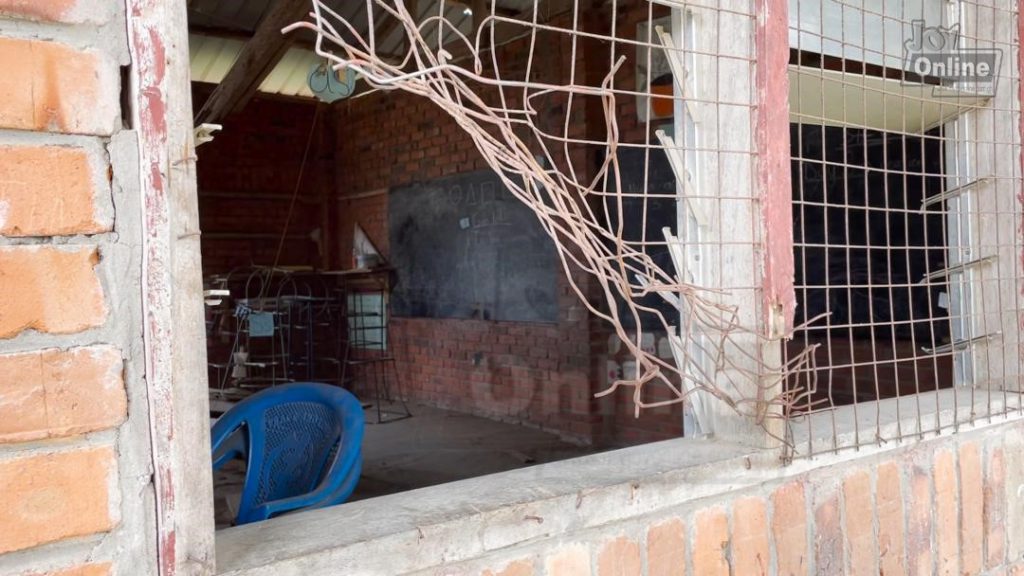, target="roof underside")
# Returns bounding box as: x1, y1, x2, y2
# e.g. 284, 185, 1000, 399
187, 0, 531, 99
